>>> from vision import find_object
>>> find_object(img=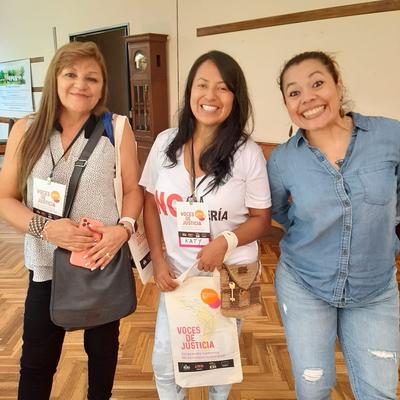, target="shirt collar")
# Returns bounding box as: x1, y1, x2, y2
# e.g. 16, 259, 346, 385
54, 114, 98, 137
294, 112, 369, 148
